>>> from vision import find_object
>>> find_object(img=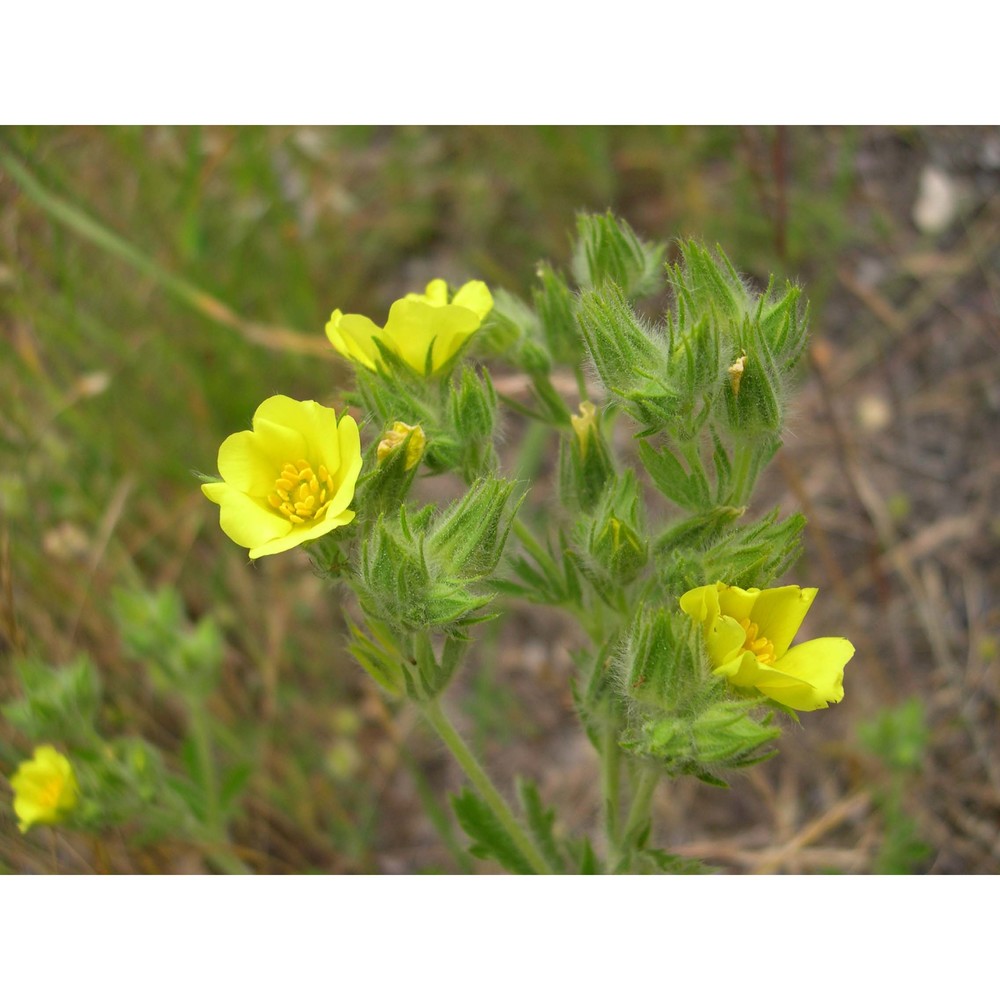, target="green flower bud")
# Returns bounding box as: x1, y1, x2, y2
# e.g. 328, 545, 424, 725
571, 211, 666, 299
533, 263, 580, 364
449, 367, 497, 441
428, 476, 522, 577
577, 471, 648, 589
558, 401, 615, 512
